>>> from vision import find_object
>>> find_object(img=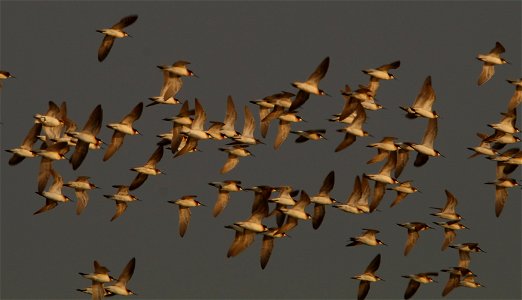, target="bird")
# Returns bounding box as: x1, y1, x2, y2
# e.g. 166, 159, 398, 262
155, 60, 197, 105
366, 136, 399, 164
218, 145, 253, 174
63, 176, 99, 215
388, 181, 419, 207
333, 175, 370, 214
227, 208, 269, 258
97, 15, 138, 62
335, 103, 369, 152
458, 274, 484, 289
277, 191, 313, 234
273, 109, 304, 150
229, 105, 263, 145
104, 257, 137, 296
176, 99, 211, 157
485, 161, 520, 217
243, 185, 275, 216
168, 195, 205, 237
214, 95, 240, 139
362, 60, 400, 80
268, 186, 300, 226
397, 222, 433, 256
310, 170, 336, 229
289, 56, 330, 111
433, 220, 469, 250
488, 110, 519, 134
103, 102, 143, 161
290, 129, 326, 143
34, 101, 65, 140
467, 132, 498, 158
366, 151, 399, 212
129, 145, 164, 190
430, 189, 463, 220
78, 260, 115, 300
104, 185, 139, 222
0, 70, 15, 89
400, 76, 438, 119
476, 41, 508, 85
36, 141, 70, 193
34, 169, 71, 215
403, 117, 442, 167
260, 227, 288, 269
162, 100, 194, 154
402, 272, 438, 299
351, 253, 383, 300
68, 104, 103, 170
208, 180, 243, 217
449, 243, 485, 269
506, 78, 522, 111
346, 229, 386, 247
6, 123, 42, 165
440, 267, 474, 297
